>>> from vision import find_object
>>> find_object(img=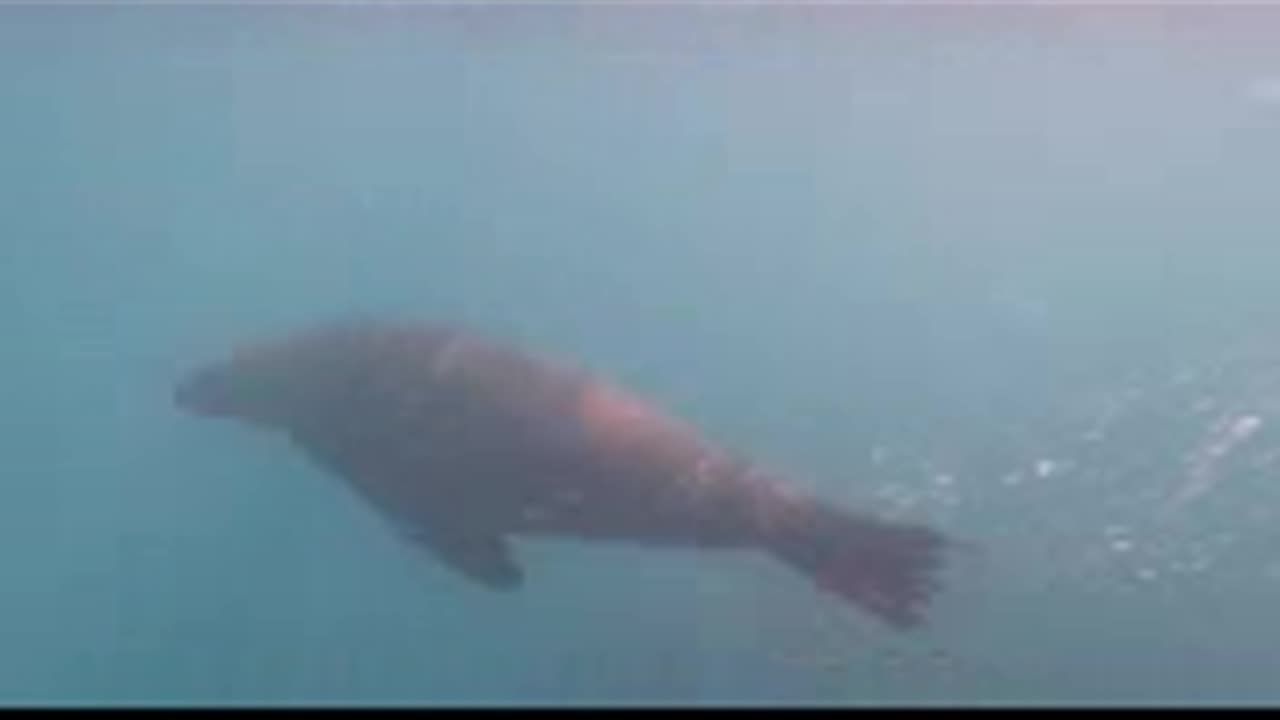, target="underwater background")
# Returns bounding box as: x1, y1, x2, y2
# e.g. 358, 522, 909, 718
3, 3, 1280, 705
